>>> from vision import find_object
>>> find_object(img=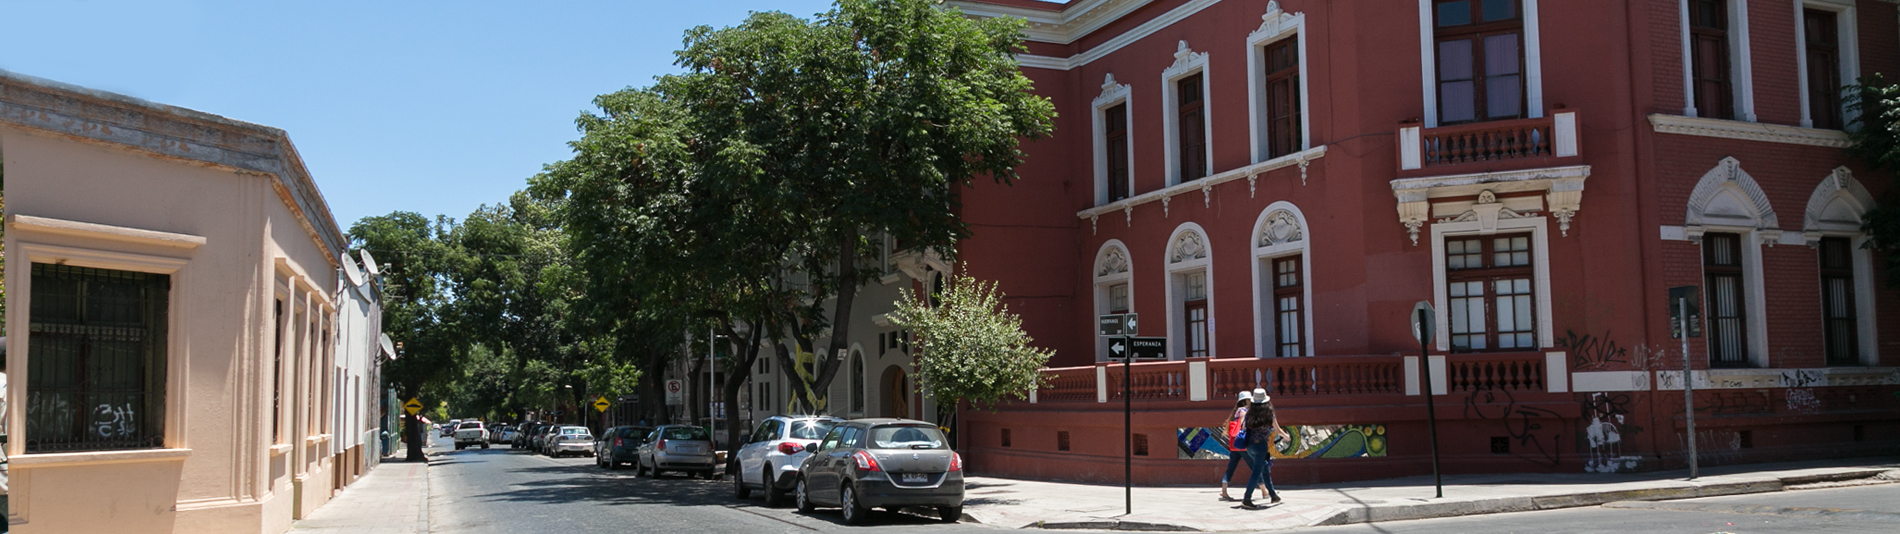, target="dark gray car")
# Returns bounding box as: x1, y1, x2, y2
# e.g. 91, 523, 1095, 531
794, 419, 963, 525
